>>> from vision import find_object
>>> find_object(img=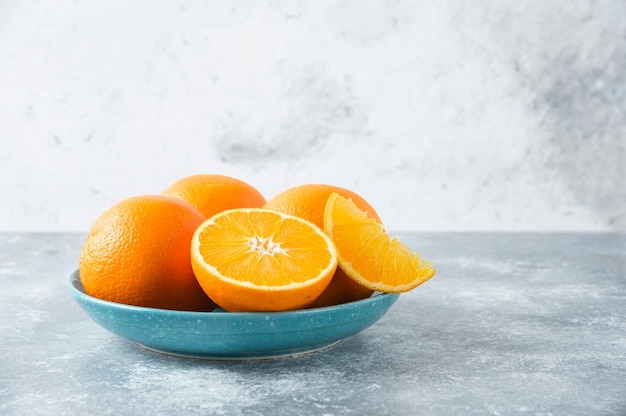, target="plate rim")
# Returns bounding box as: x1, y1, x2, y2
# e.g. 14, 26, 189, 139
67, 269, 401, 359
67, 268, 400, 318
